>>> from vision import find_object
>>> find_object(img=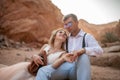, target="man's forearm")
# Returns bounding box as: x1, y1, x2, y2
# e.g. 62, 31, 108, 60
77, 48, 86, 56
